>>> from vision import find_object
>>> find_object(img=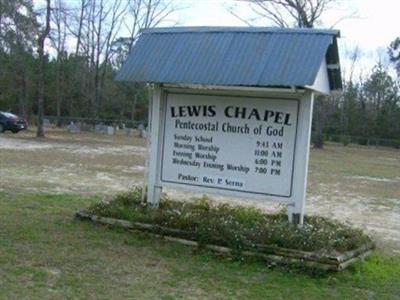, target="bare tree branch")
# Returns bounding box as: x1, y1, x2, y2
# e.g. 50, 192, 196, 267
230, 0, 350, 28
